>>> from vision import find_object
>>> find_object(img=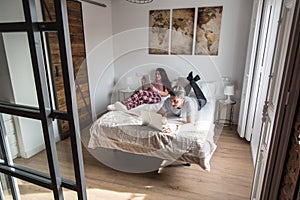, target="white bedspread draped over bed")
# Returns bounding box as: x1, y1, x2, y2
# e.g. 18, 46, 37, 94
88, 107, 216, 171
